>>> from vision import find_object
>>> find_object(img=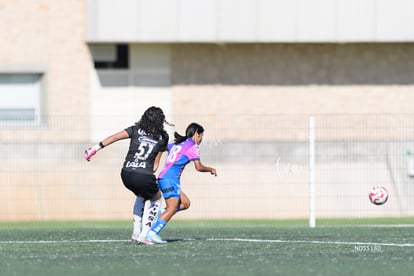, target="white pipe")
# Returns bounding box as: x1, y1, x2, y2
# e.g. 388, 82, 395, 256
309, 116, 316, 228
